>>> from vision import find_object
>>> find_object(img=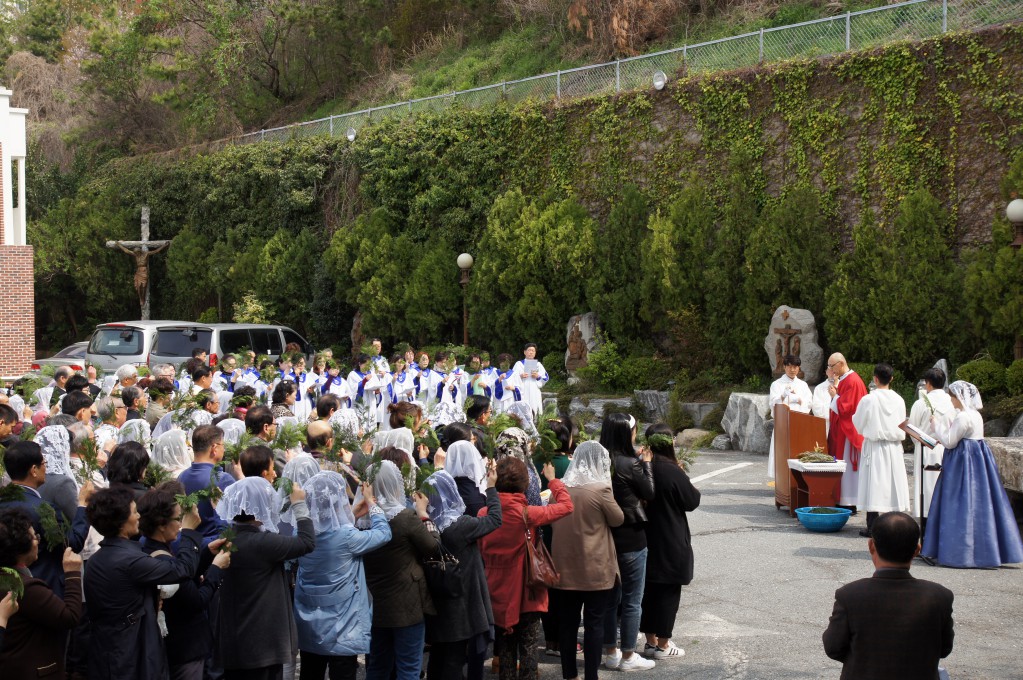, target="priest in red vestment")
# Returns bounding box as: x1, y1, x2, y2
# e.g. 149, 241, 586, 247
827, 353, 867, 508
